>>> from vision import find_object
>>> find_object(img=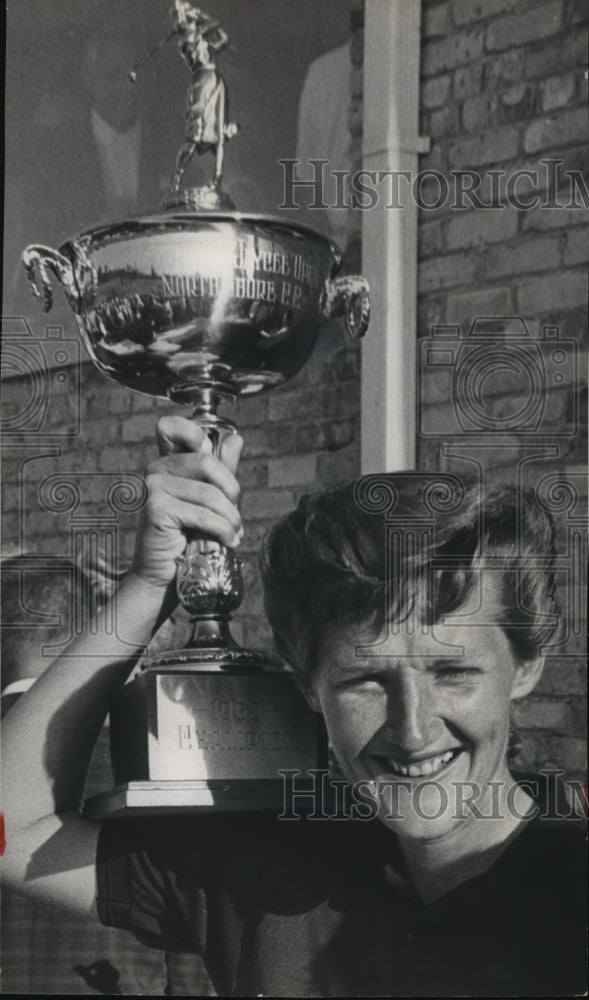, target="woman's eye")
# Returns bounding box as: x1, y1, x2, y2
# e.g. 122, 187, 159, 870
436, 667, 479, 682
339, 674, 385, 691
